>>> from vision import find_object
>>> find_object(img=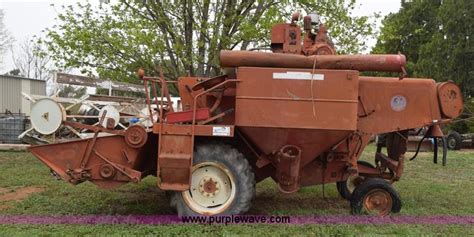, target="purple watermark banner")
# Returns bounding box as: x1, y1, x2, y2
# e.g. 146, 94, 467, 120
0, 215, 474, 225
